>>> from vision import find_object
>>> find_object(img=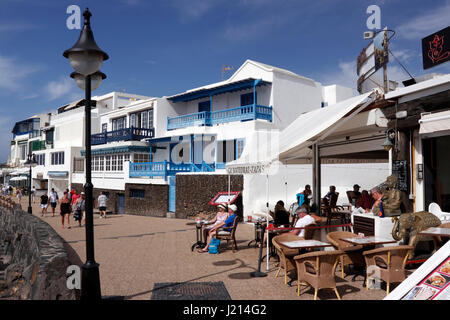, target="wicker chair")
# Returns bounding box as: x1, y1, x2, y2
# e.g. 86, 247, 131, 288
294, 250, 344, 300
216, 216, 240, 252
326, 231, 365, 278
363, 245, 413, 295
272, 233, 303, 285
